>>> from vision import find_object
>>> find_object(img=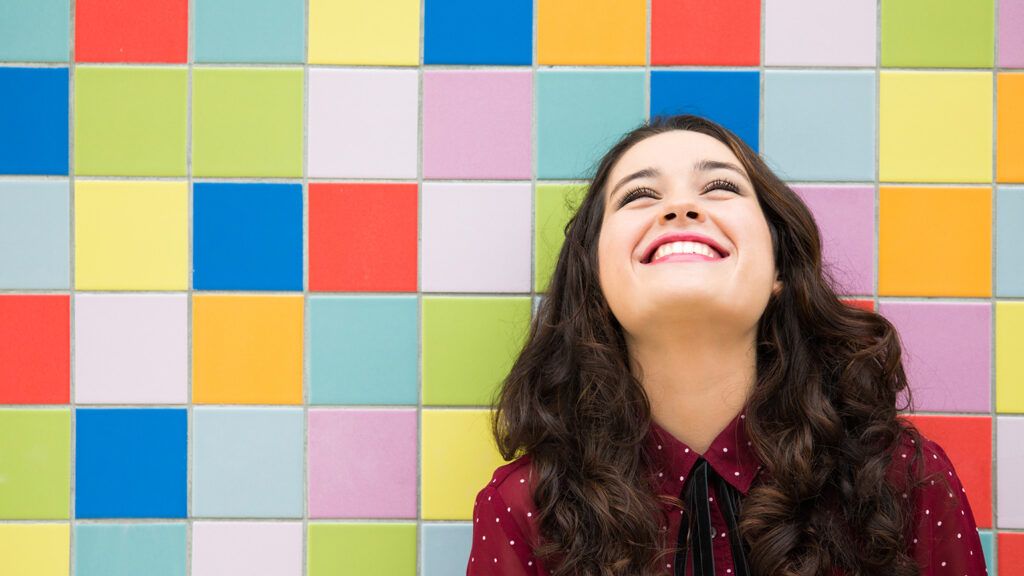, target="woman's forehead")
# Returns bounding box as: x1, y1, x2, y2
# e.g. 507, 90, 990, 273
612, 130, 740, 175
